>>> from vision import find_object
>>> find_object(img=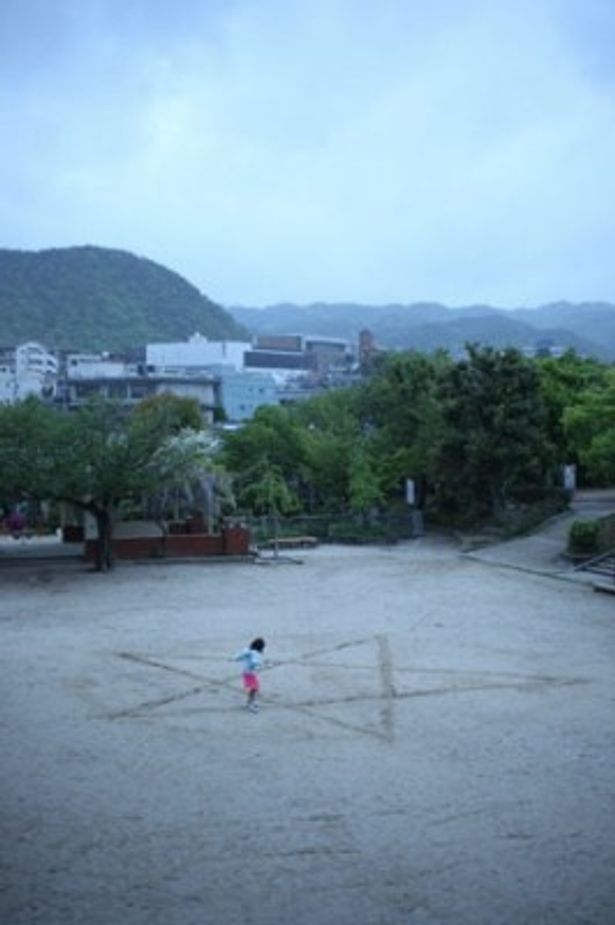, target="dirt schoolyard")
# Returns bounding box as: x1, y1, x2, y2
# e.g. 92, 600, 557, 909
1, 538, 614, 925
